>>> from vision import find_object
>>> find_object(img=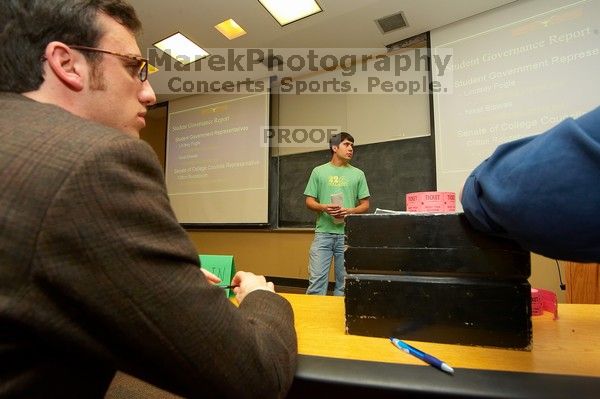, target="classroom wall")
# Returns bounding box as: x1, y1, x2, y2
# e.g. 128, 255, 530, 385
139, 104, 166, 170
188, 229, 566, 302
531, 254, 567, 303
139, 28, 567, 302
140, 94, 566, 302
188, 230, 314, 280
